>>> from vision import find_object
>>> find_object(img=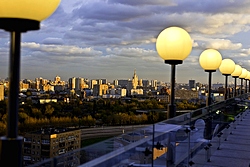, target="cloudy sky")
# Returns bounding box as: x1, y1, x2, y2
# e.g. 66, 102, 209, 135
1, 0, 250, 84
